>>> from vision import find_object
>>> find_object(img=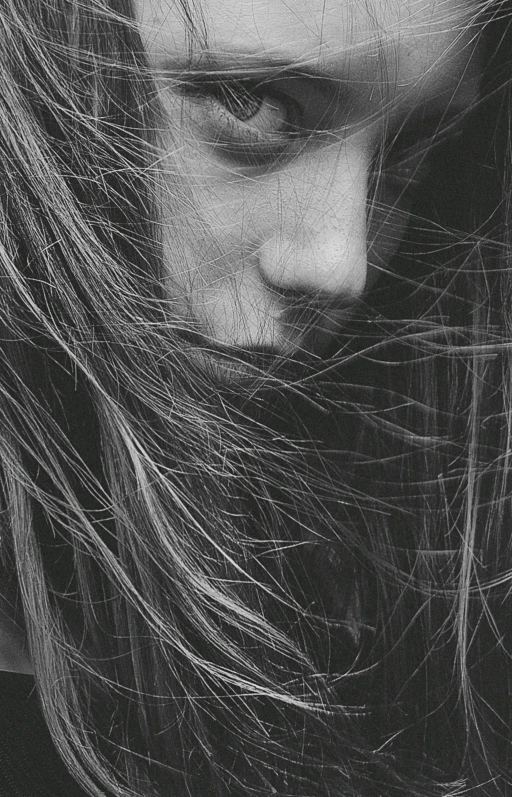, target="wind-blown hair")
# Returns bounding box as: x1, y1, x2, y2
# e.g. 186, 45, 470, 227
1, 1, 512, 795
